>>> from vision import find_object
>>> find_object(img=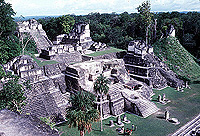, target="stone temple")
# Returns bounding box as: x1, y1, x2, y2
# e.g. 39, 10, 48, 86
124, 40, 184, 89
1, 20, 185, 122
16, 19, 53, 53
65, 59, 159, 118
